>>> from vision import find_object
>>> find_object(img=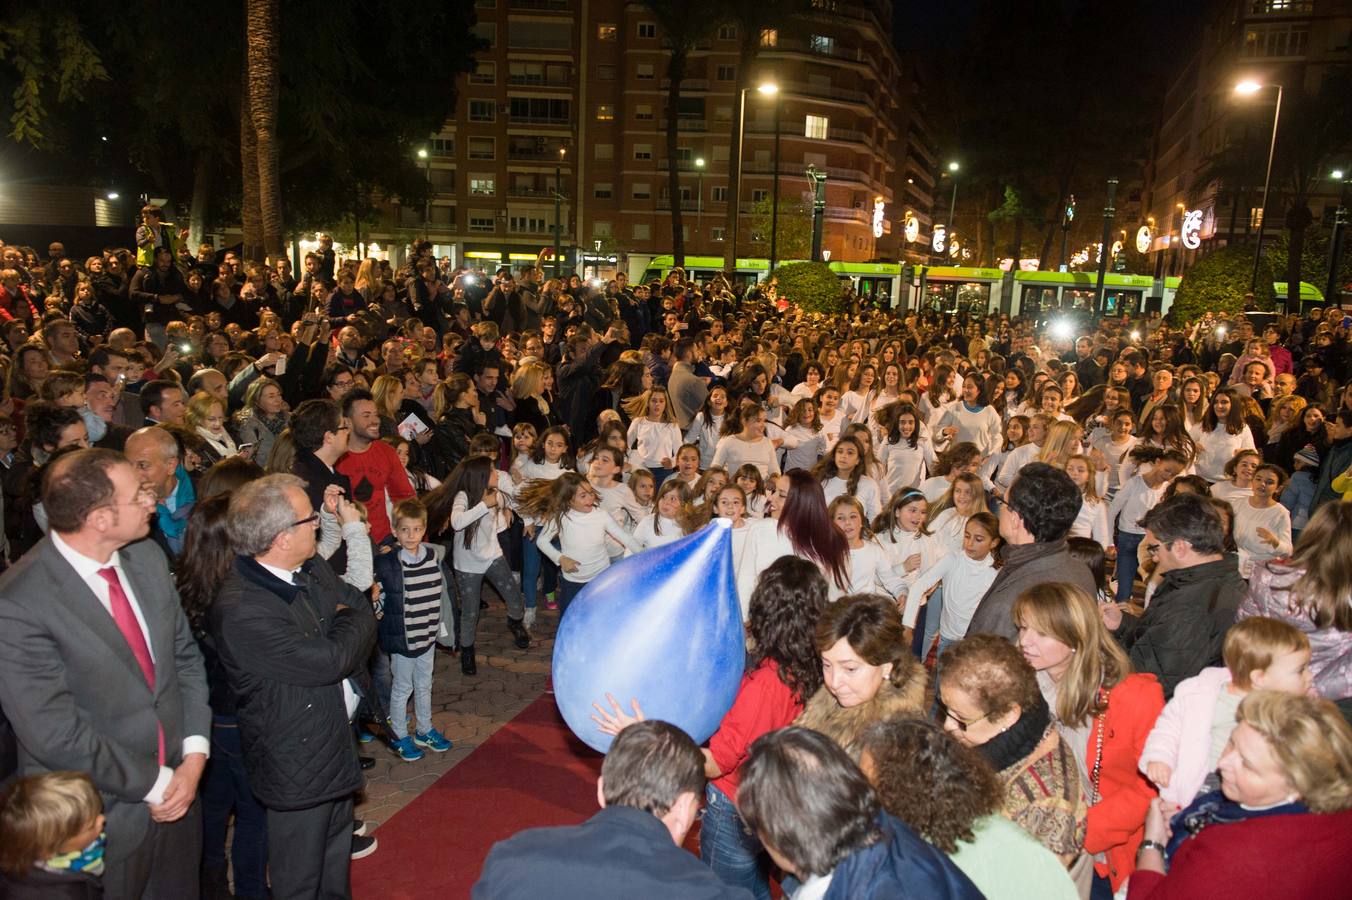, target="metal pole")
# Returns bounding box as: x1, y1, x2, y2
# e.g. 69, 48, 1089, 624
554, 160, 563, 280
1326, 176, 1349, 307
424, 155, 431, 238
769, 98, 781, 272
1095, 178, 1119, 316
697, 170, 703, 239
729, 88, 747, 276
947, 177, 958, 233
1058, 225, 1069, 271
808, 166, 827, 261
1250, 84, 1282, 294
